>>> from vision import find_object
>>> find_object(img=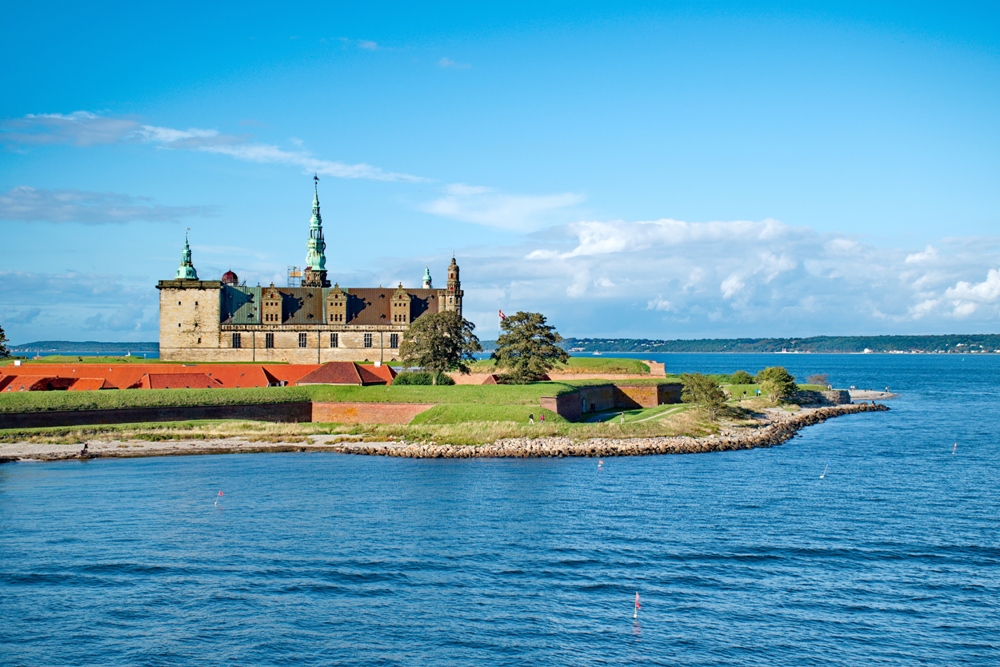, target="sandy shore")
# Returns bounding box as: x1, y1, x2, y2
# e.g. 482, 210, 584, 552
0, 402, 888, 463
